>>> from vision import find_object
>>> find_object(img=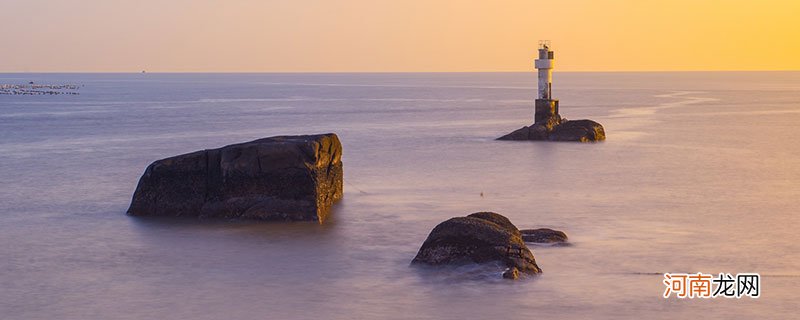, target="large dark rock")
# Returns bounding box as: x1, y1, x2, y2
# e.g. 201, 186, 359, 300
411, 212, 541, 278
127, 133, 343, 223
520, 228, 568, 244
